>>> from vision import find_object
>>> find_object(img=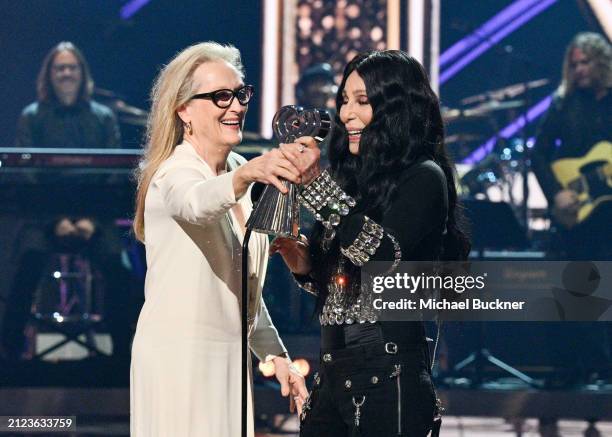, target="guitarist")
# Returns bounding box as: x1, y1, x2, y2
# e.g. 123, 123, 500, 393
533, 32, 611, 261
531, 34, 611, 419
